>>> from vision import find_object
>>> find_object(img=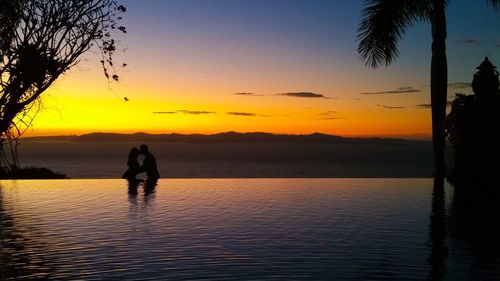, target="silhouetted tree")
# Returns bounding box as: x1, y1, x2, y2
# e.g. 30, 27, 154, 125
357, 0, 500, 179
0, 0, 126, 171
446, 57, 500, 183
0, 0, 23, 55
